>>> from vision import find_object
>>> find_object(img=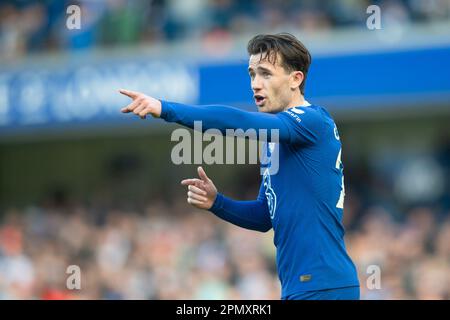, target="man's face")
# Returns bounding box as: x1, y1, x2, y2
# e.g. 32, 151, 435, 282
248, 52, 296, 113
